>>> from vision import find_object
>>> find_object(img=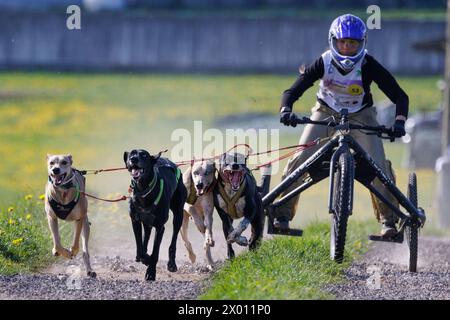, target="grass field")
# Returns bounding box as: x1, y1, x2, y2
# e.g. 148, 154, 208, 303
0, 72, 444, 278
200, 220, 377, 299
0, 195, 62, 274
